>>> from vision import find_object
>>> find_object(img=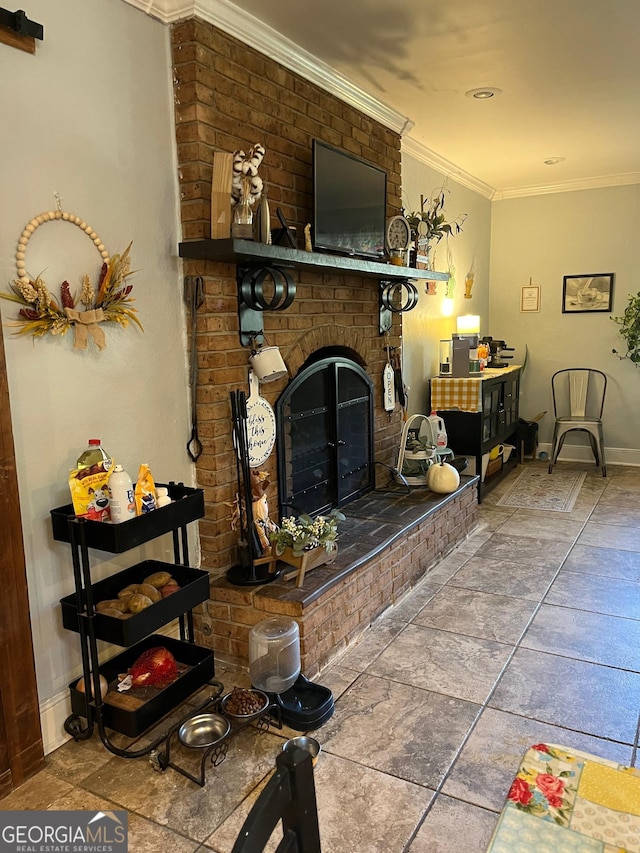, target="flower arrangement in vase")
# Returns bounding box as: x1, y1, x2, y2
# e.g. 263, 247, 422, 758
406, 187, 467, 269
231, 144, 265, 238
